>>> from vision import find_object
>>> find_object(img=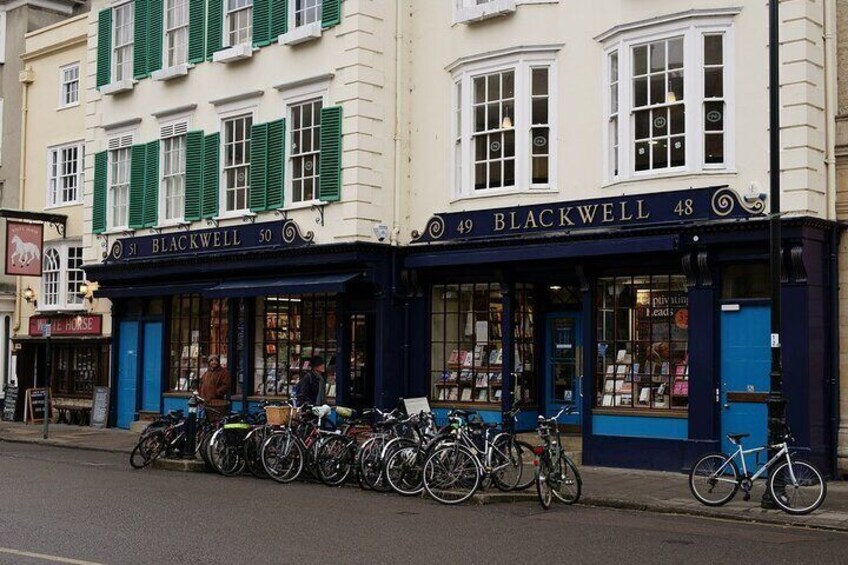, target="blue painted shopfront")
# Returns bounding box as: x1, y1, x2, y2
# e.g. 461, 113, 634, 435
116, 322, 139, 429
